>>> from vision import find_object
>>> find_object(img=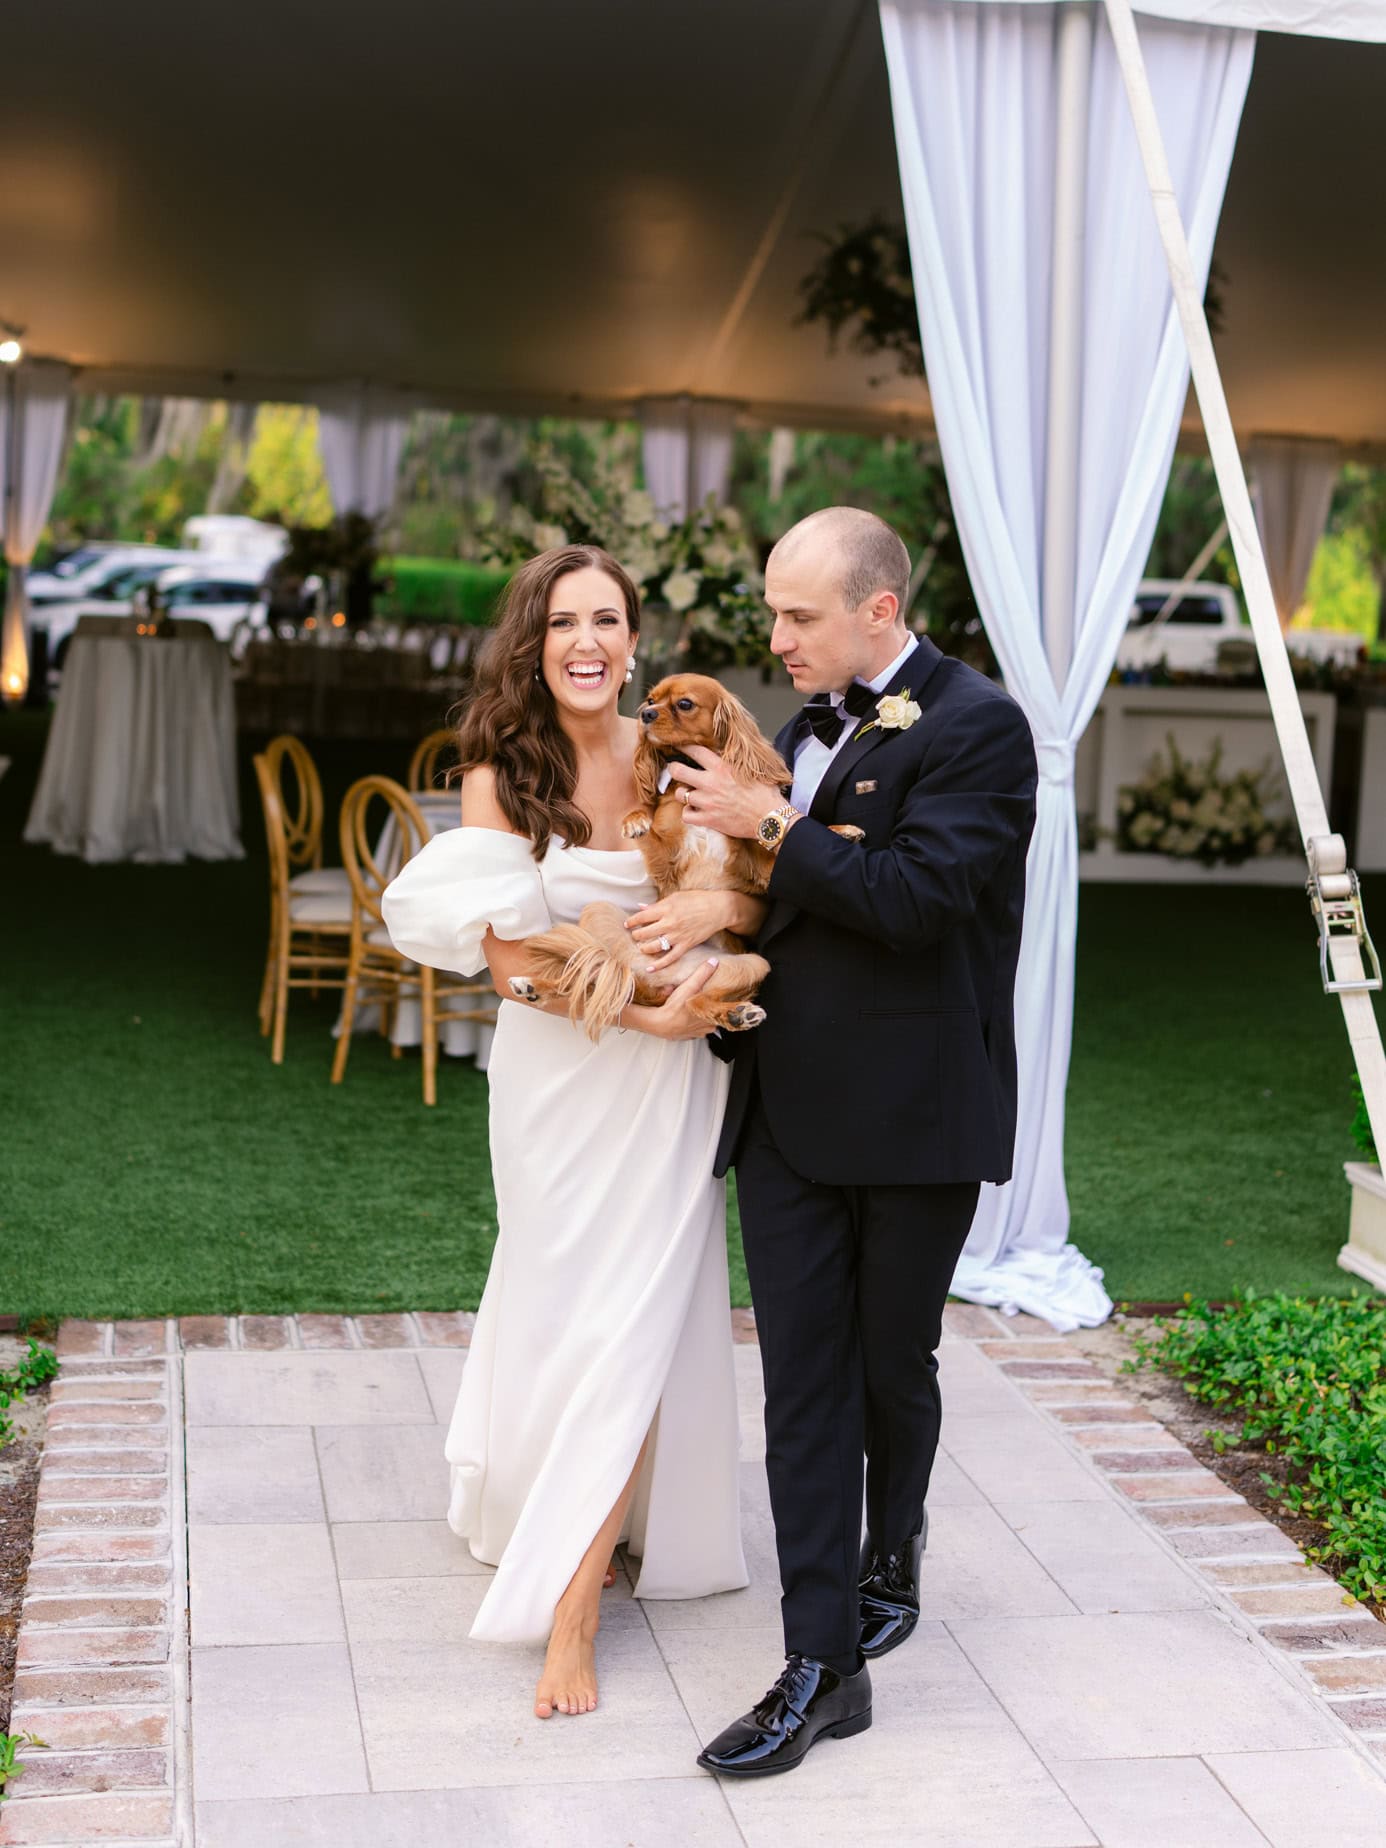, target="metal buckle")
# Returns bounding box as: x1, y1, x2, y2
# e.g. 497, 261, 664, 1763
1307, 867, 1383, 995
